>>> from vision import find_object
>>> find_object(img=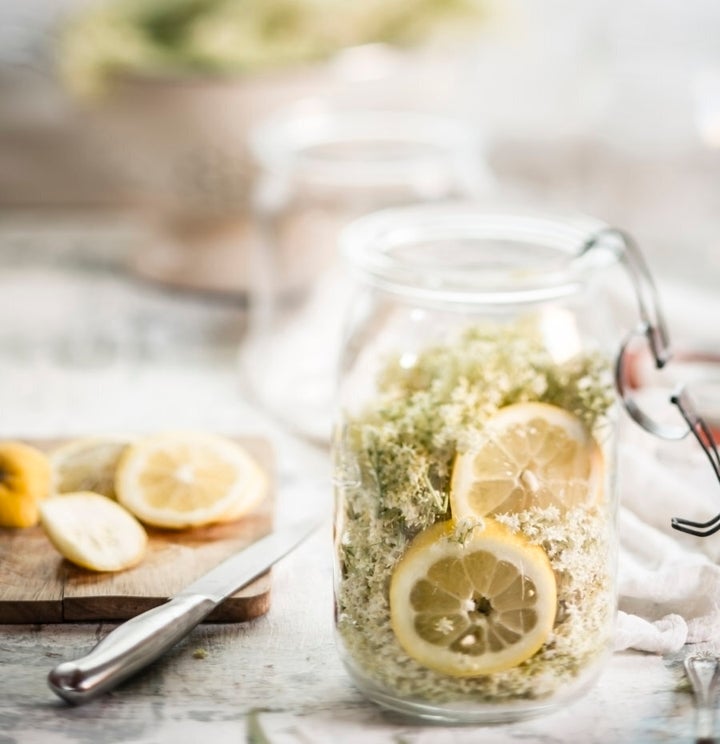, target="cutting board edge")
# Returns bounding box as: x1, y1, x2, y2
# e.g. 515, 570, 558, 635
60, 572, 273, 624
0, 434, 276, 625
